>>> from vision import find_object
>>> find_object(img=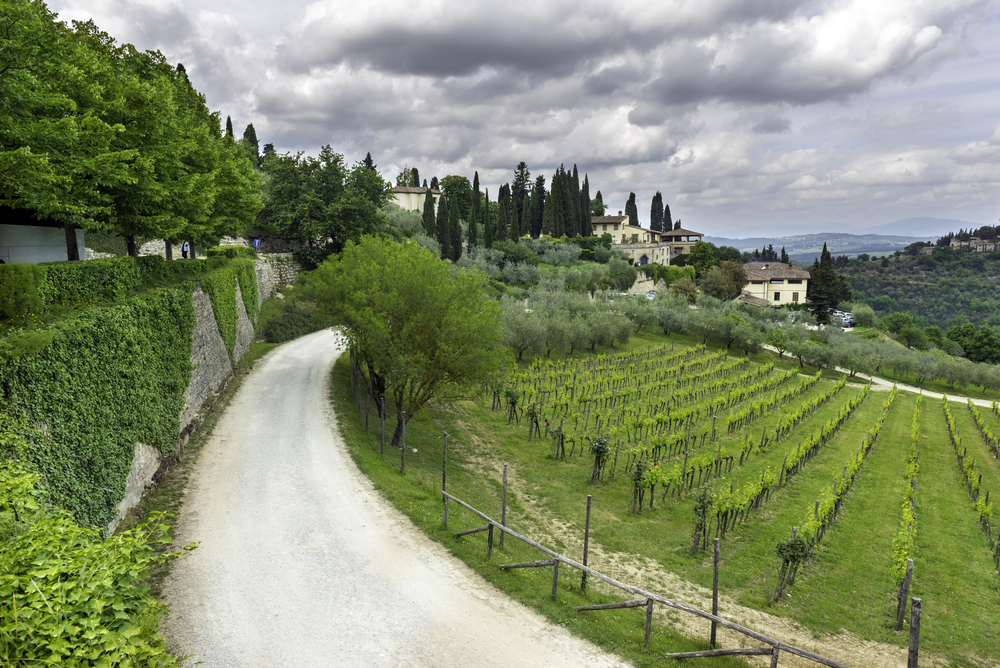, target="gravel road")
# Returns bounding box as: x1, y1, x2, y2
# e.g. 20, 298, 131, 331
160, 329, 629, 667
